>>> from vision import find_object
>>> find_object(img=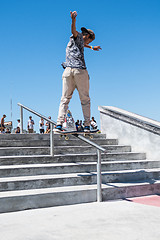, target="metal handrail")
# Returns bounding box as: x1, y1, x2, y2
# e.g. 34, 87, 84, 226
18, 103, 106, 152
18, 102, 106, 202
